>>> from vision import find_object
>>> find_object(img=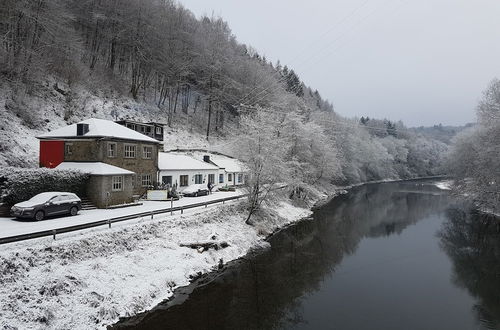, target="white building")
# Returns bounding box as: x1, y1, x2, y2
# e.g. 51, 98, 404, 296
203, 154, 247, 187
158, 153, 220, 192
173, 151, 247, 187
